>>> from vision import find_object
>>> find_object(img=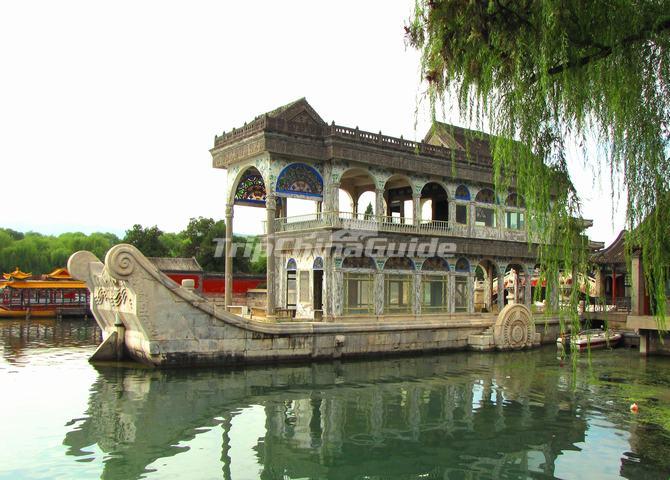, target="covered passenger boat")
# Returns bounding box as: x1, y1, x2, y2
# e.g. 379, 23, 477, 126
0, 268, 90, 318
